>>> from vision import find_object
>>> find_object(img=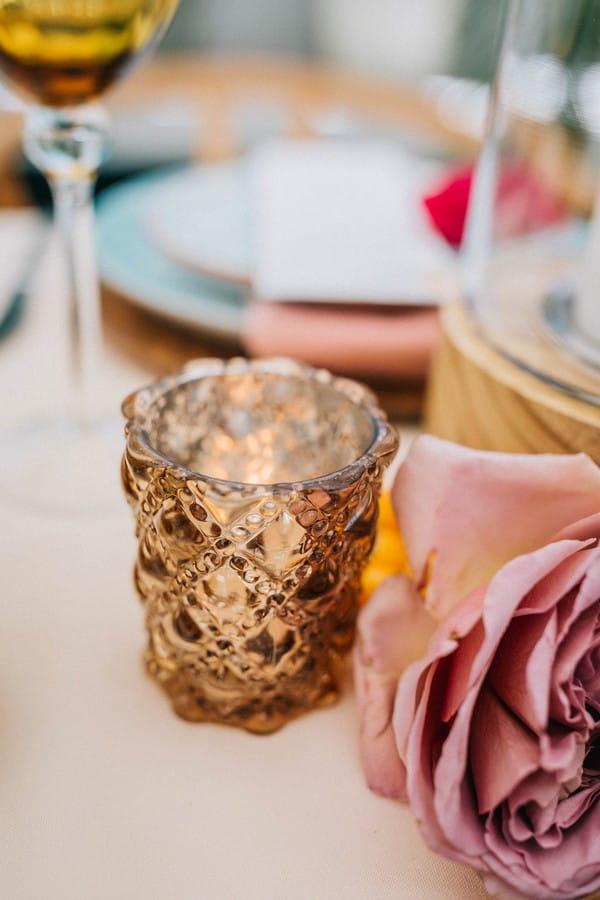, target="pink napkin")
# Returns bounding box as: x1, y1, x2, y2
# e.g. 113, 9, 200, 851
243, 301, 439, 379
